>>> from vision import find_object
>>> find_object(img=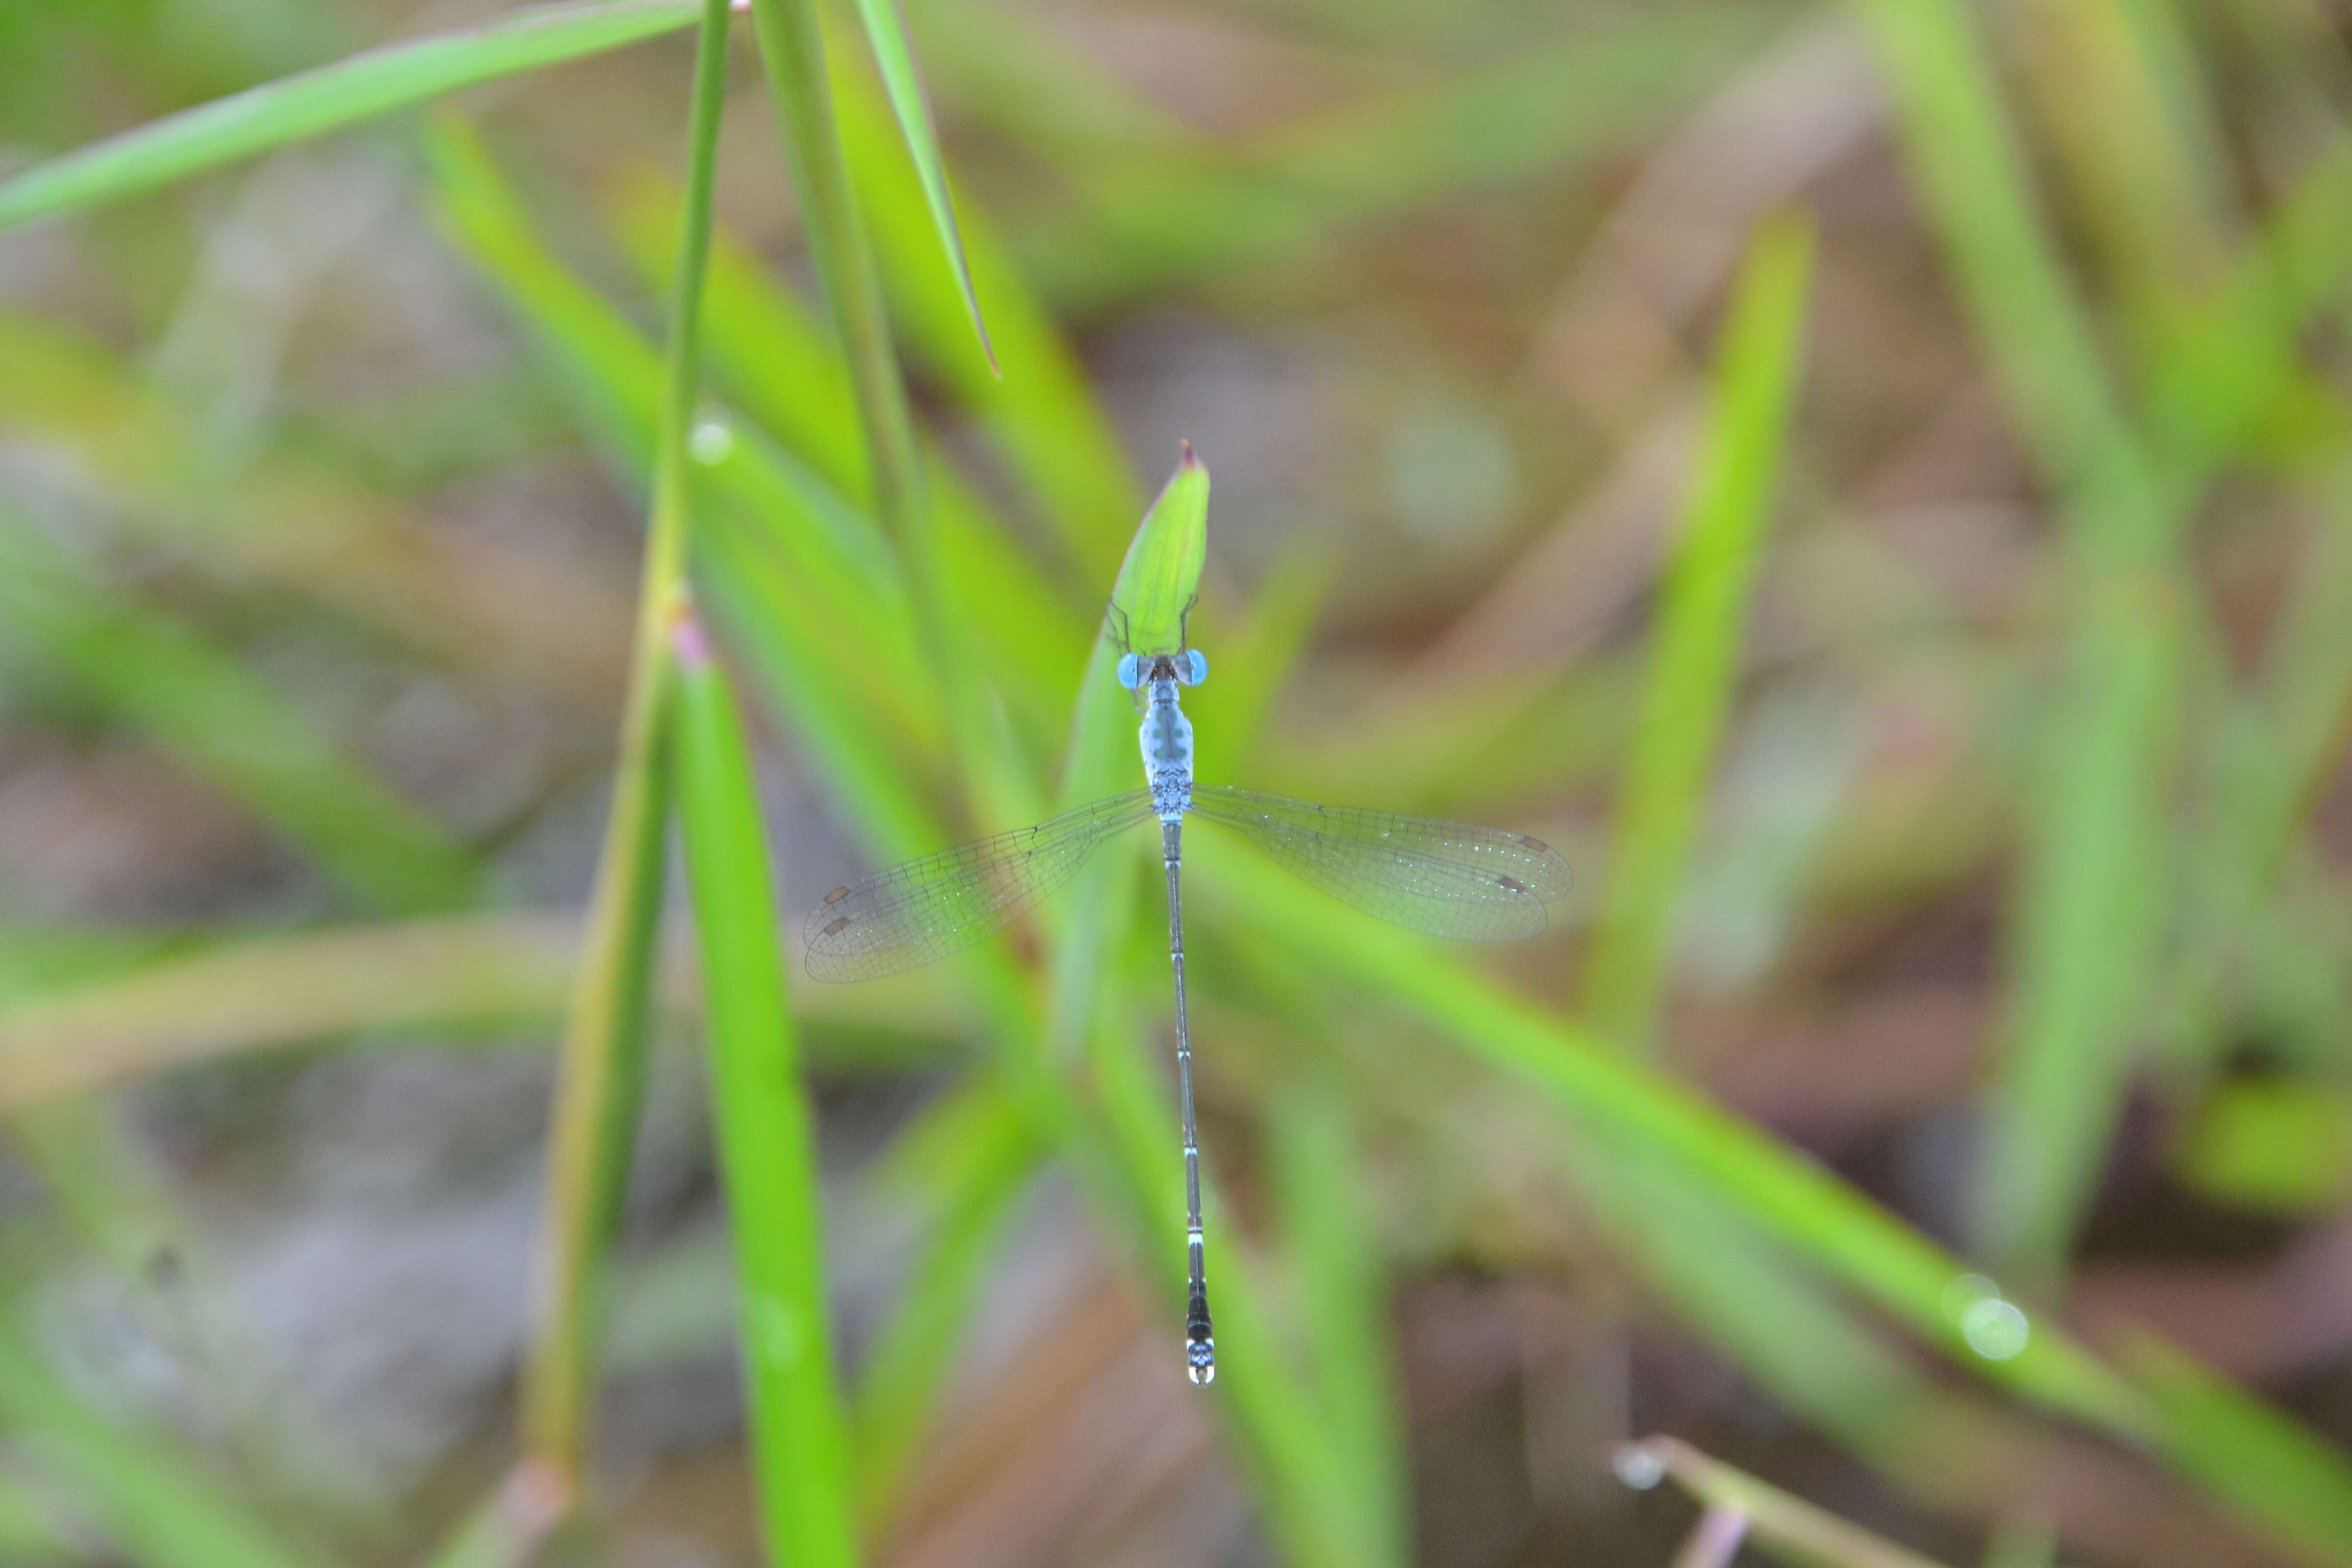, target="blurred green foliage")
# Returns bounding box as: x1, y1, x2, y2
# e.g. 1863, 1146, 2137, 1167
4, 0, 2352, 1564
